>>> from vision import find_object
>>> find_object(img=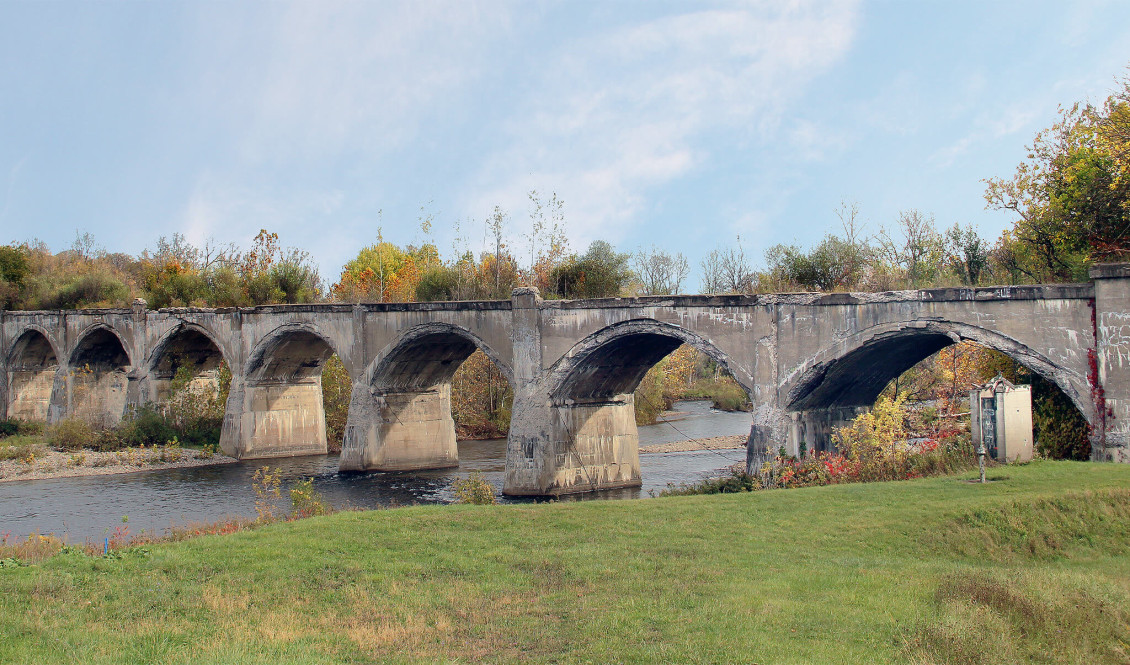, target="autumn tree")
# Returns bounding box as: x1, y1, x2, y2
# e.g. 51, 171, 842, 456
984, 74, 1130, 281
